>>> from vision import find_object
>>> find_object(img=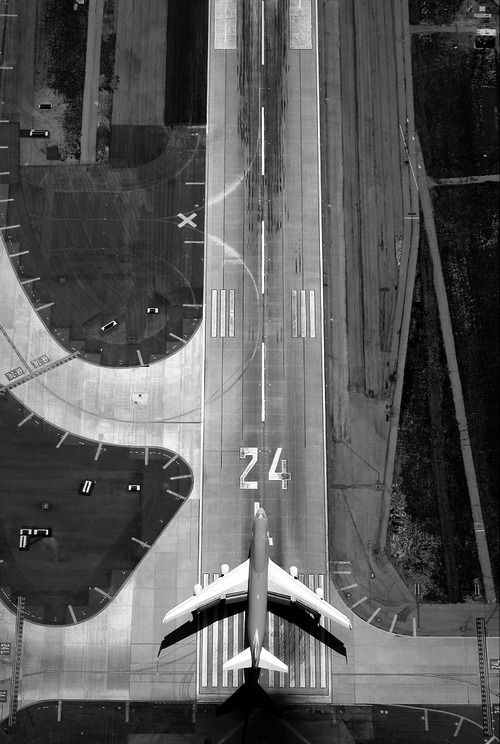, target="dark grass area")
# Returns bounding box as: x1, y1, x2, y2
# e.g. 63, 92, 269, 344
390, 235, 482, 602
1, 703, 485, 744
164, 0, 208, 125
9, 128, 205, 367
432, 183, 500, 585
110, 125, 168, 167
412, 34, 498, 177
0, 393, 192, 624
409, 0, 464, 25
